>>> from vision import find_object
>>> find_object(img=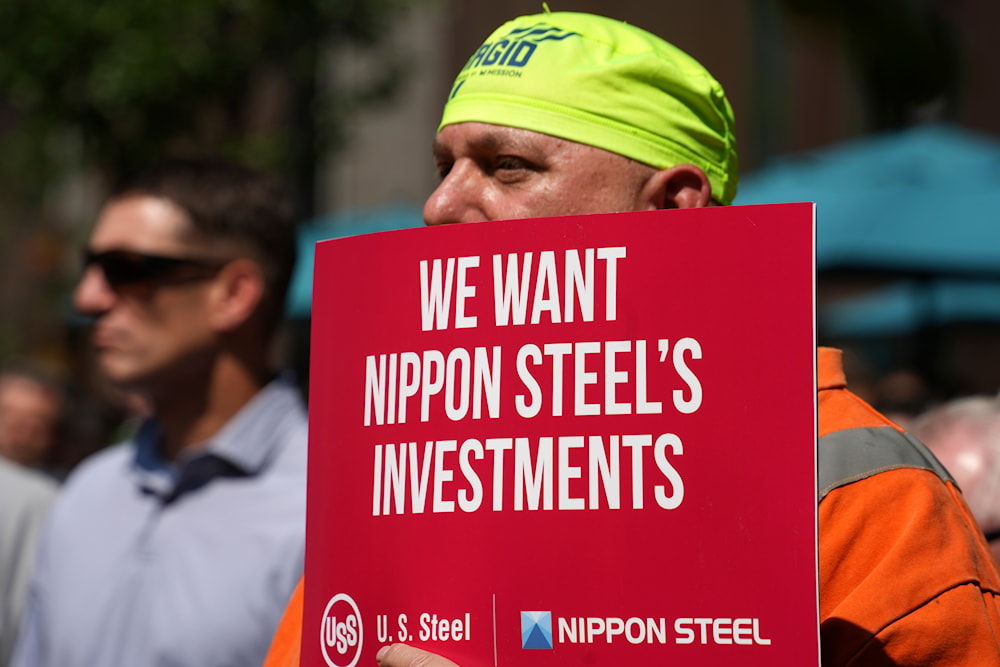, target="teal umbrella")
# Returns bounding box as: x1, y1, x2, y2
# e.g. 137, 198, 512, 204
736, 123, 1000, 337
737, 123, 1000, 277
286, 204, 422, 318
820, 279, 1000, 338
